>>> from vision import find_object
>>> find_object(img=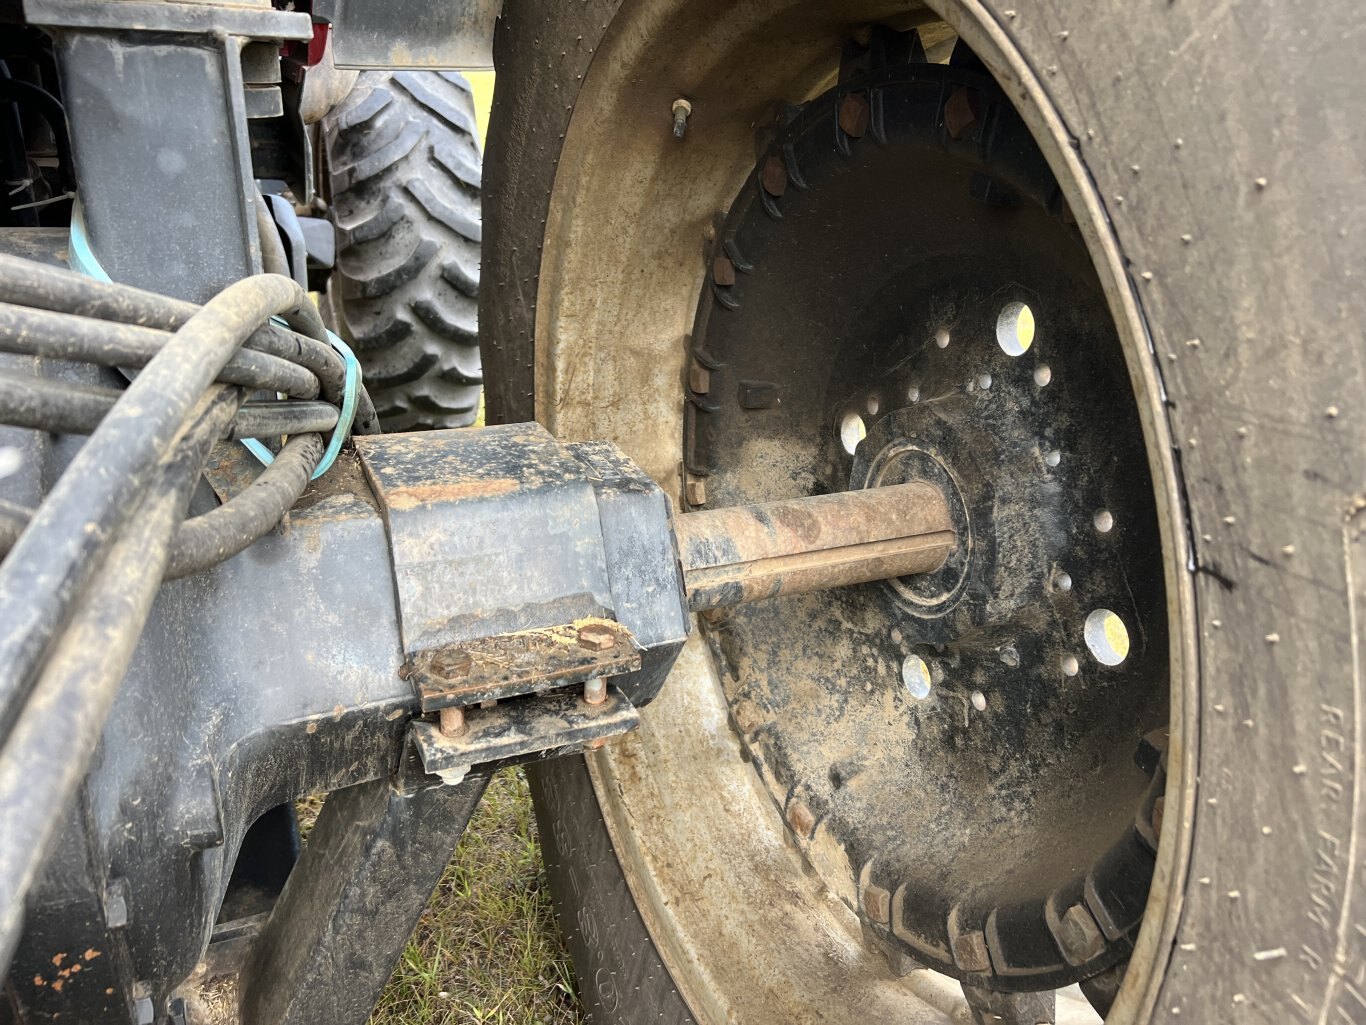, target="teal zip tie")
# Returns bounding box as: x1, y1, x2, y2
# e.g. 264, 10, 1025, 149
239, 327, 359, 480
69, 200, 359, 480
67, 201, 112, 283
